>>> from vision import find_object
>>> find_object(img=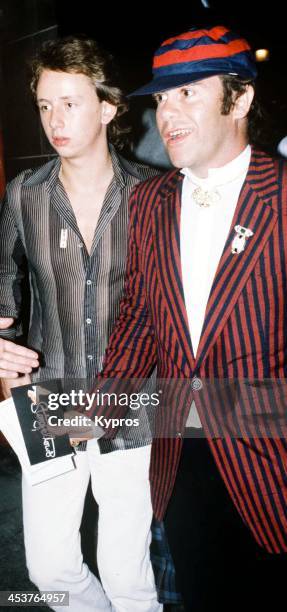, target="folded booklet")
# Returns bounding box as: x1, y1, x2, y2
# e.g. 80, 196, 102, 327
11, 382, 73, 465
0, 384, 76, 485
